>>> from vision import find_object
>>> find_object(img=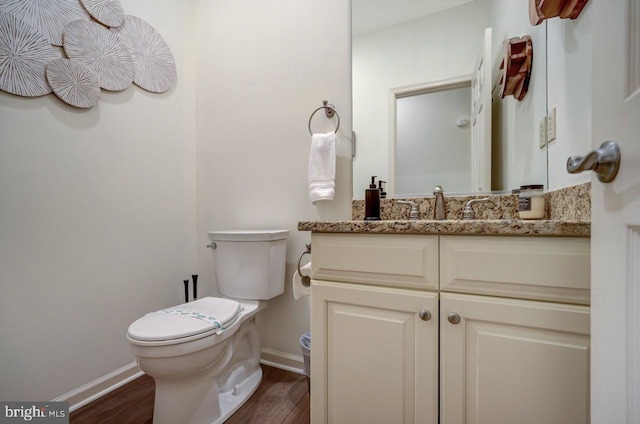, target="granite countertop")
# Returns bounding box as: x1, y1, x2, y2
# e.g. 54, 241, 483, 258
297, 219, 590, 237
